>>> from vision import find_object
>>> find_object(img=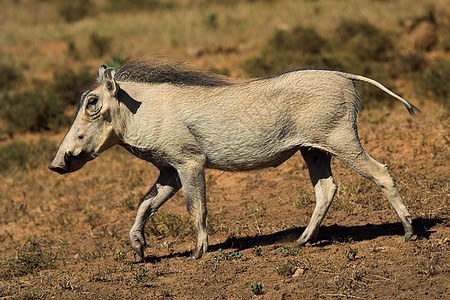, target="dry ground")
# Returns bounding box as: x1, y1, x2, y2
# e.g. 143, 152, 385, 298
1, 0, 449, 299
